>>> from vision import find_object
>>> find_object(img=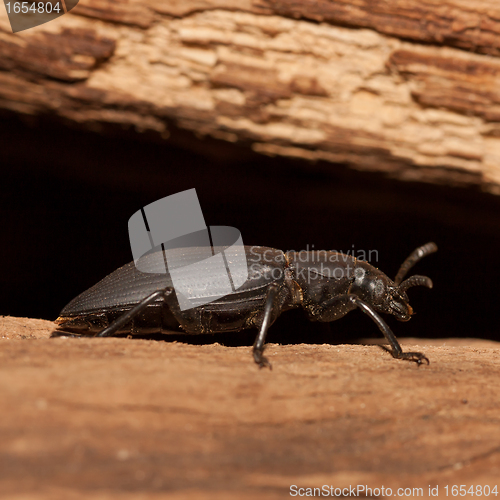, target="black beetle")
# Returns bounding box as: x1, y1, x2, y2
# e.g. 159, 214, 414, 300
56, 242, 437, 368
